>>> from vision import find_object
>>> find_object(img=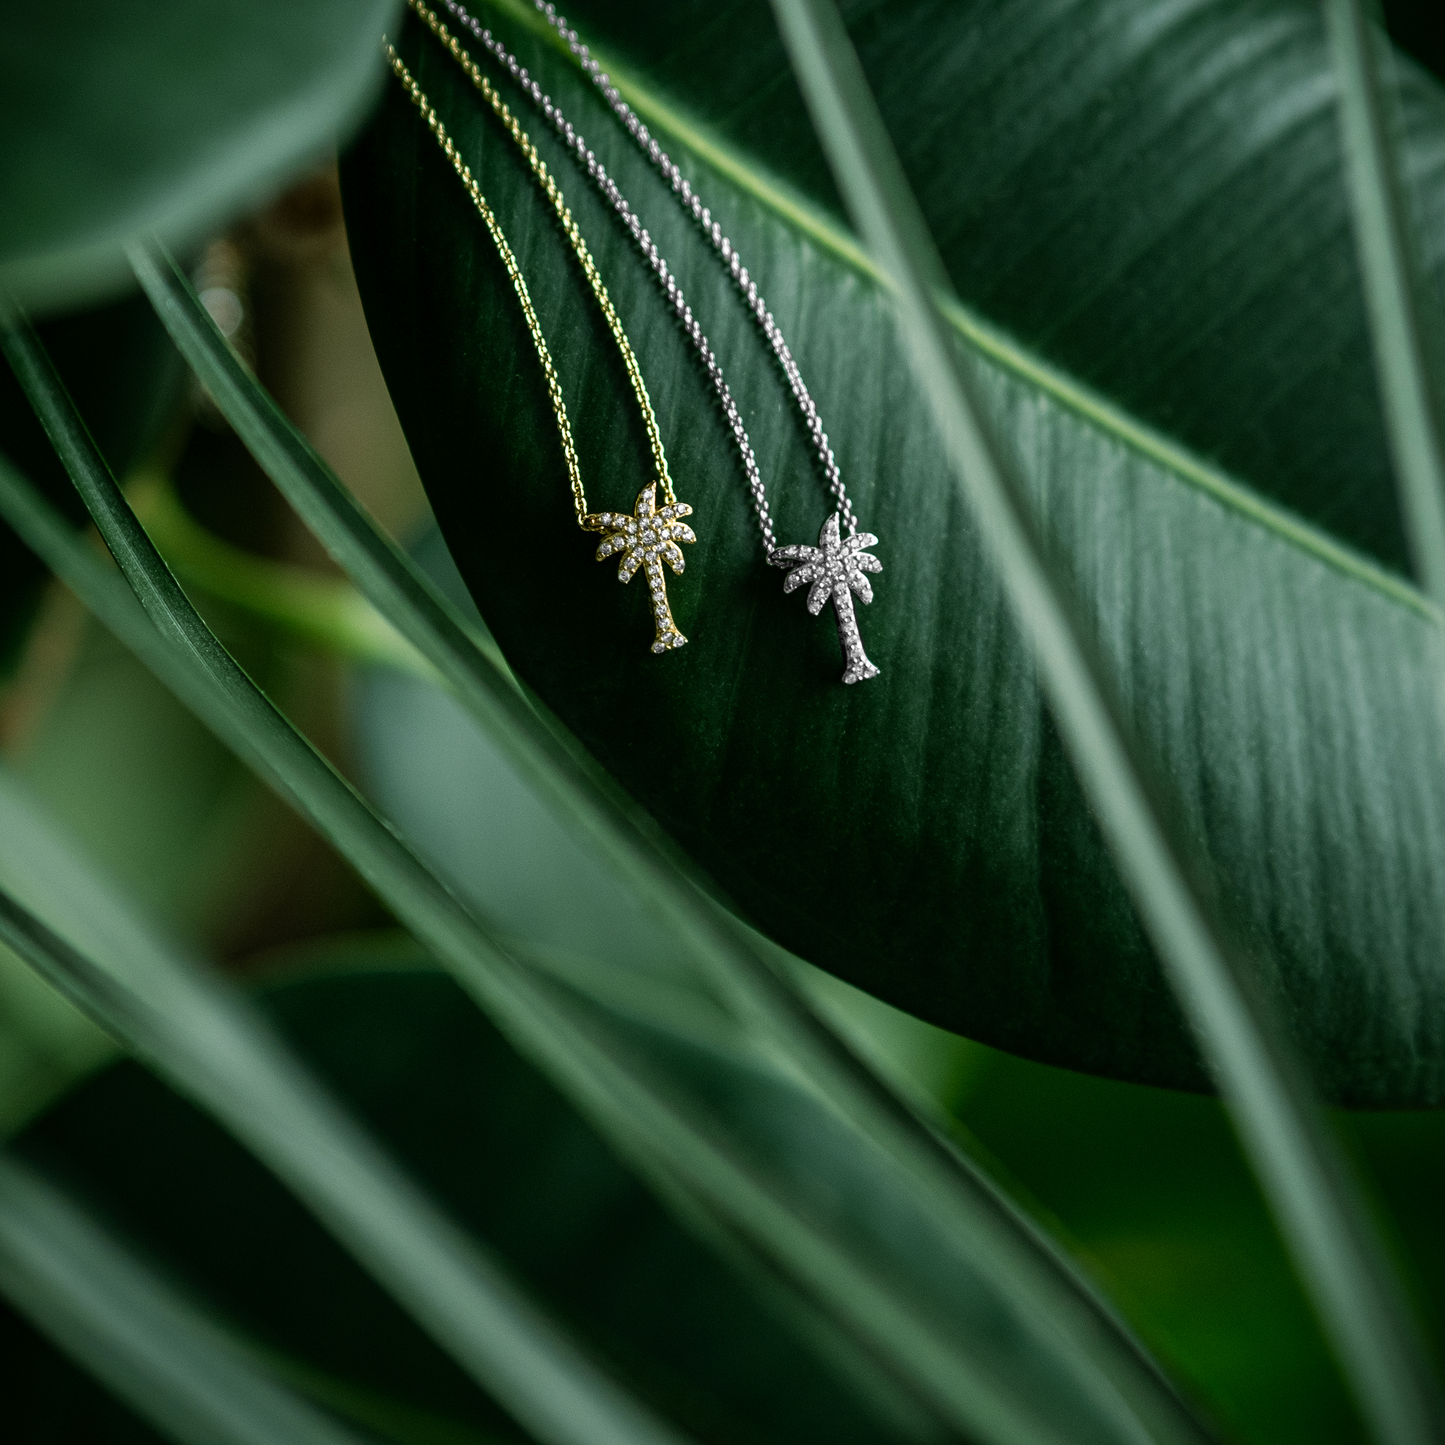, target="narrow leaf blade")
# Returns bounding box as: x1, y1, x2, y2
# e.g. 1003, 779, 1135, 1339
764, 2, 1445, 1442
122, 232, 1212, 1445
0, 1151, 365, 1445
